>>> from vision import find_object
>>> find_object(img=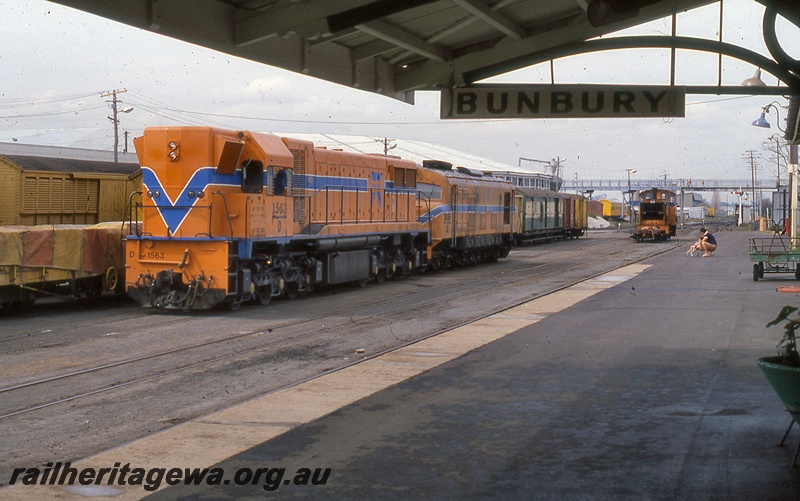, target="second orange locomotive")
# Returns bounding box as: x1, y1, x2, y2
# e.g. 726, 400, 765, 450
126, 127, 514, 309
630, 188, 677, 242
